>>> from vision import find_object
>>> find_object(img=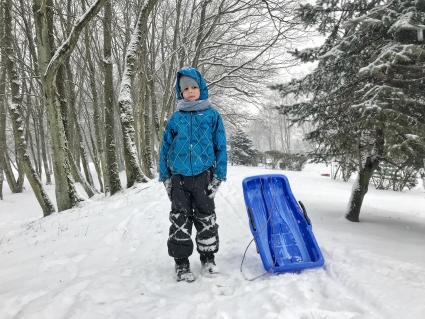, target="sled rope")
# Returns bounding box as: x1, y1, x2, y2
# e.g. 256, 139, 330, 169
240, 238, 269, 281
240, 178, 274, 281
